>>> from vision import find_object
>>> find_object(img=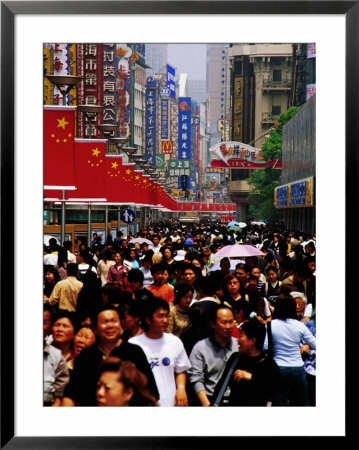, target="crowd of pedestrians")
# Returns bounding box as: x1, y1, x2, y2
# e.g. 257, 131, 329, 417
43, 219, 316, 407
